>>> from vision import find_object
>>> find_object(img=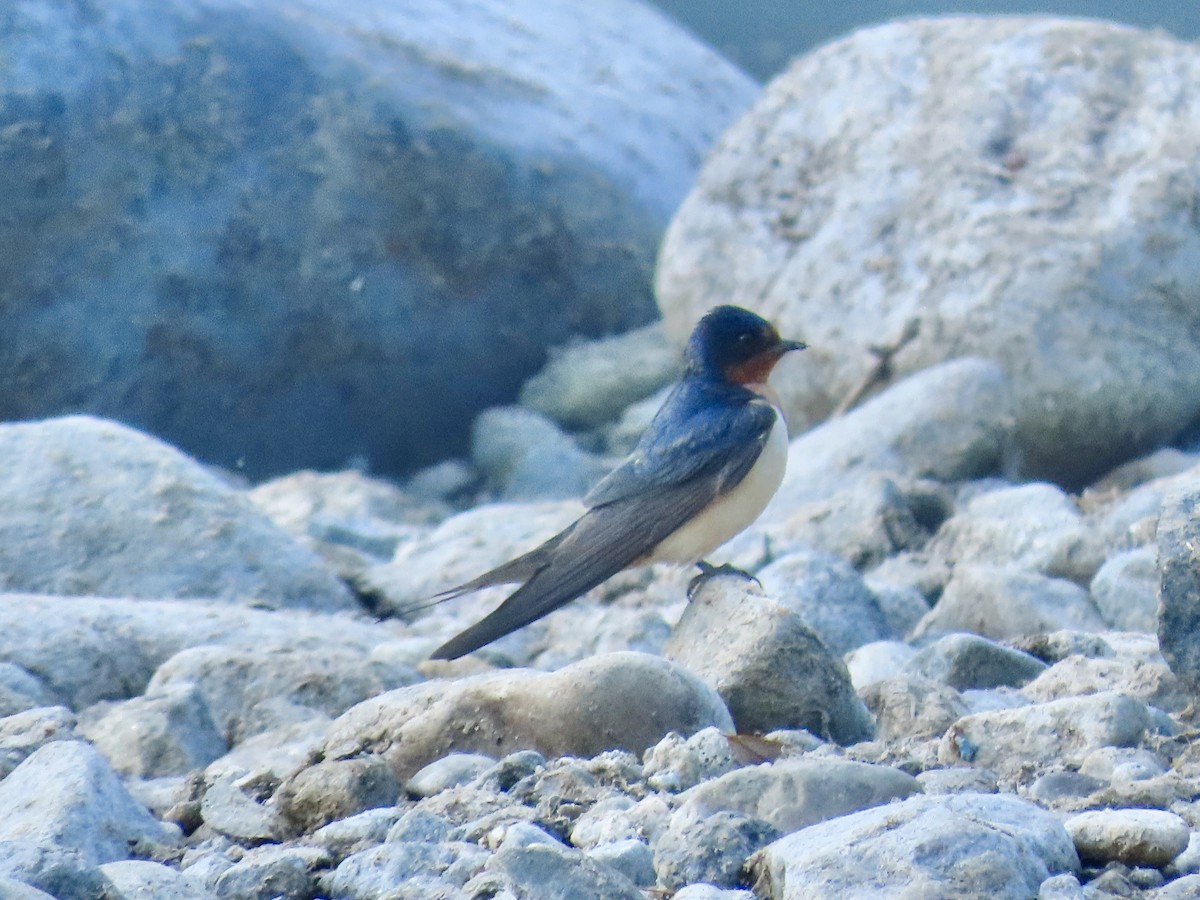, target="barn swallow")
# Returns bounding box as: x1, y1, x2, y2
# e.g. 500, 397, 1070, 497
429, 305, 805, 660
